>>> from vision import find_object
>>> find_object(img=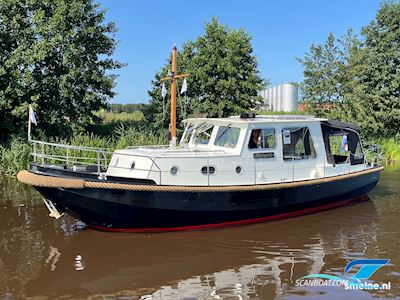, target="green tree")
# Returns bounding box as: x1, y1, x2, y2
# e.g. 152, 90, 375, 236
298, 2, 400, 138
297, 31, 358, 119
0, 0, 123, 141
145, 18, 266, 132
358, 1, 400, 137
